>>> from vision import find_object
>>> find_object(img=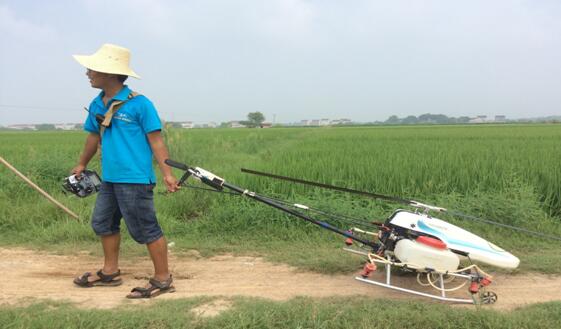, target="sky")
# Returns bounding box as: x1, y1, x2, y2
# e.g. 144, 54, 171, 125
1, 0, 561, 125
